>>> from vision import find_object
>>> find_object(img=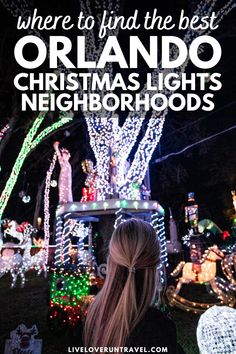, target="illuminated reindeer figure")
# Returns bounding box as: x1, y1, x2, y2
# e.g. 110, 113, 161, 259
0, 220, 36, 287
171, 245, 225, 294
